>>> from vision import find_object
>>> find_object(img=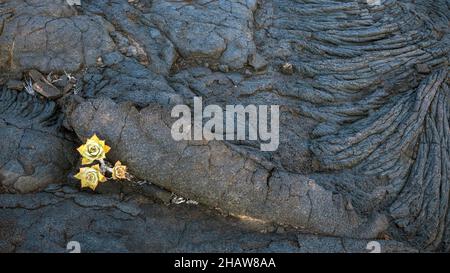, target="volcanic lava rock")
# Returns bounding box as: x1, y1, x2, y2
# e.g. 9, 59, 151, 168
0, 0, 115, 74
0, 0, 449, 252
0, 186, 416, 253
0, 88, 75, 193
